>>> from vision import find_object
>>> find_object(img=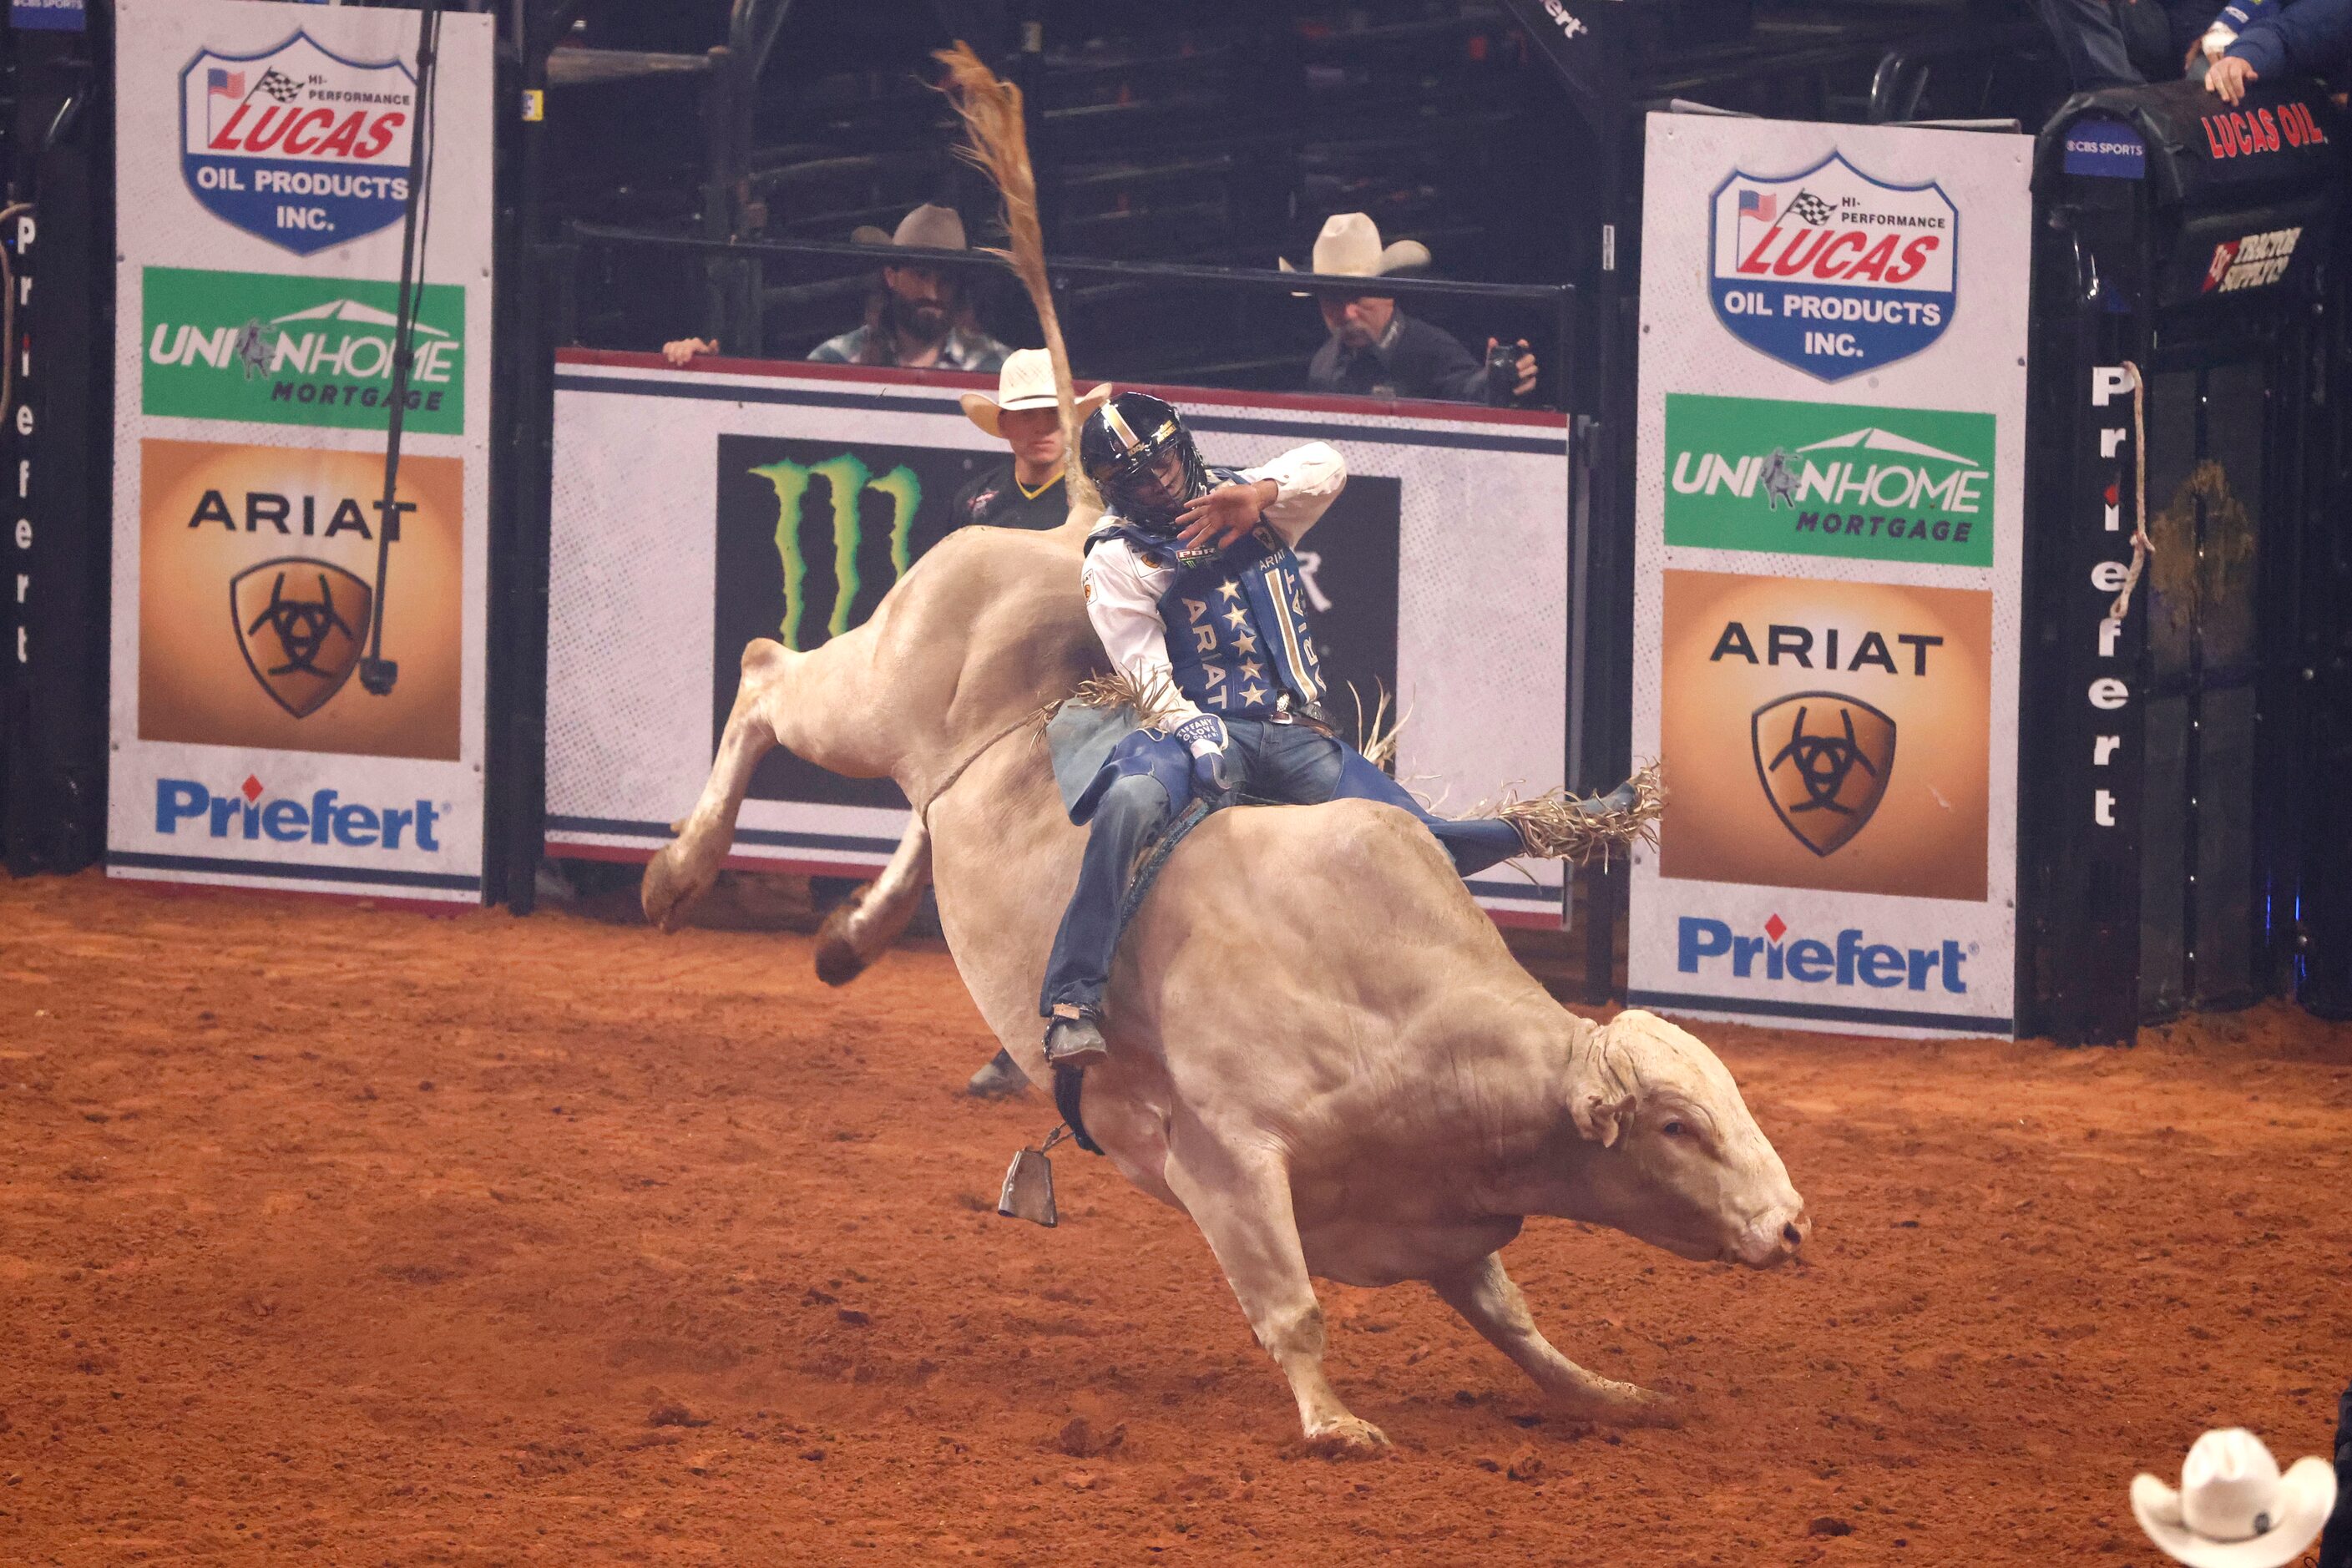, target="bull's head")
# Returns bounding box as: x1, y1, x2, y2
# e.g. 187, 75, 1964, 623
1560, 1009, 1808, 1268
